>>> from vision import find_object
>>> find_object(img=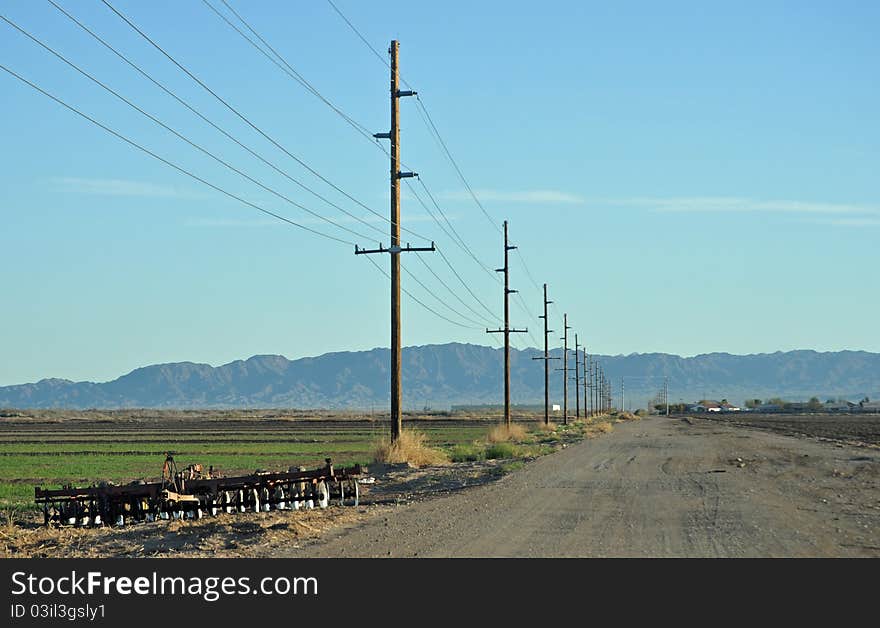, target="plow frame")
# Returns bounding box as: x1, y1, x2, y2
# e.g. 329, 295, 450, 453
35, 457, 365, 527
